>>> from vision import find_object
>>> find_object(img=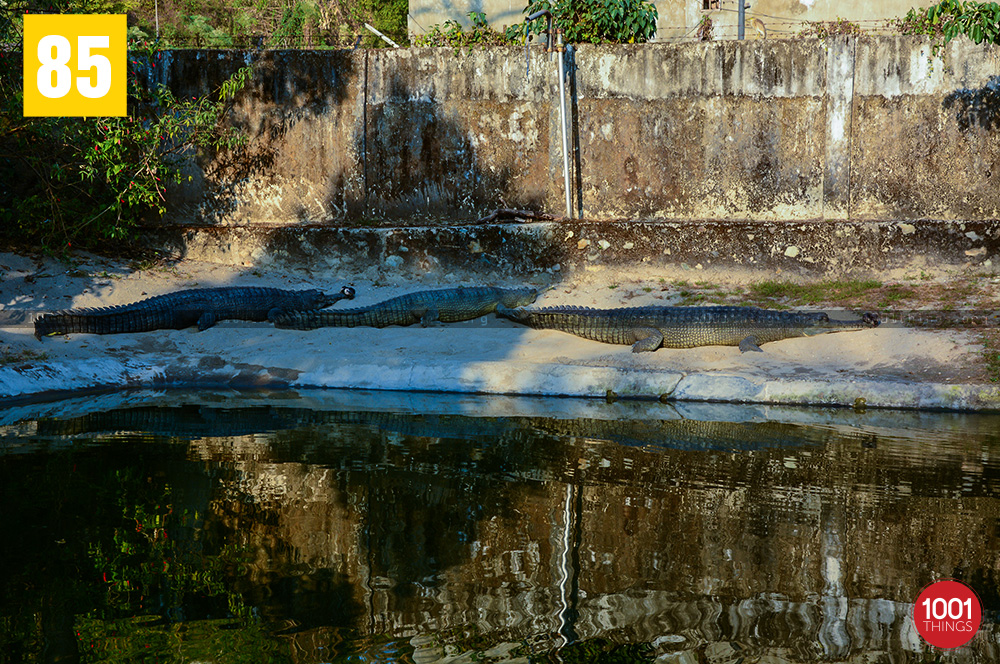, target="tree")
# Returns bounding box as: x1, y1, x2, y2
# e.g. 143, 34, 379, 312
525, 0, 658, 44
